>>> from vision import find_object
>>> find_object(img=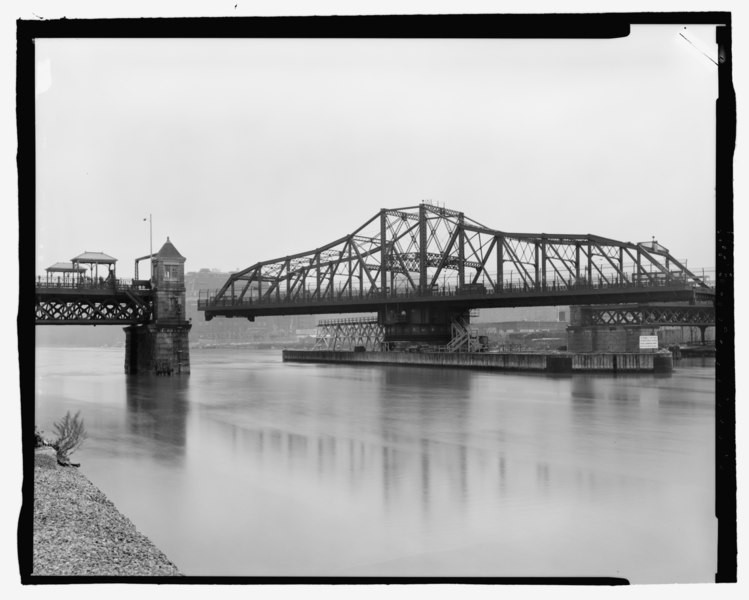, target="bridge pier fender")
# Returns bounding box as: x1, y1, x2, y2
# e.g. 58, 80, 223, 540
124, 237, 192, 375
